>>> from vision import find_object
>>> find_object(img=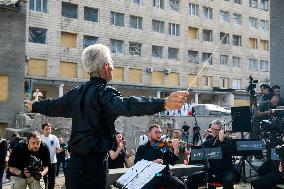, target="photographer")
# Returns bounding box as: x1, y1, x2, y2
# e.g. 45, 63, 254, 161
251, 95, 280, 139
8, 131, 50, 189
